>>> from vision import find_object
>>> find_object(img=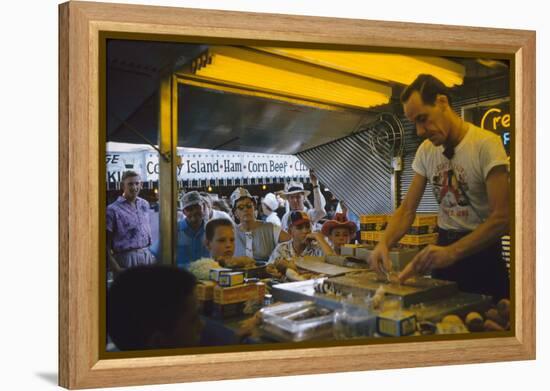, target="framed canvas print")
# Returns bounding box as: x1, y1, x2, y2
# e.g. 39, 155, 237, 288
59, 1, 535, 389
